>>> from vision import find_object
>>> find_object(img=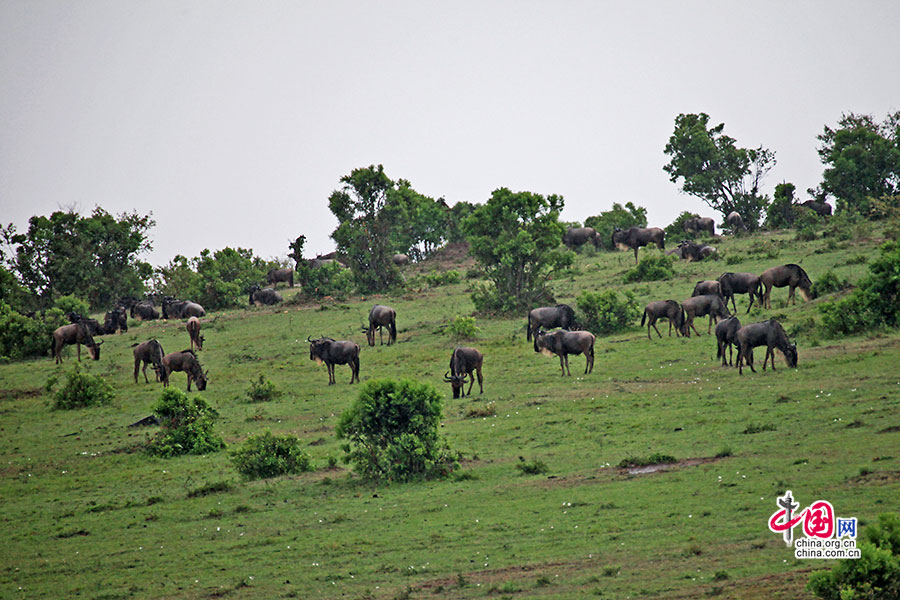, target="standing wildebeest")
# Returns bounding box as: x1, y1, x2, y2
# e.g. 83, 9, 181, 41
717, 272, 762, 313
392, 253, 410, 266
102, 307, 128, 334
534, 329, 595, 376
692, 280, 722, 298
52, 322, 102, 363
308, 336, 360, 385
641, 300, 685, 339
612, 227, 666, 263
680, 294, 731, 337
443, 347, 484, 398
800, 200, 832, 217
161, 350, 208, 391
267, 267, 294, 289
760, 264, 812, 308
131, 301, 160, 320
715, 316, 742, 366
133, 339, 166, 384
186, 317, 204, 351
366, 305, 397, 346
249, 285, 283, 306
563, 227, 600, 250
725, 211, 747, 232
526, 304, 576, 341
683, 216, 716, 237
736, 319, 798, 375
